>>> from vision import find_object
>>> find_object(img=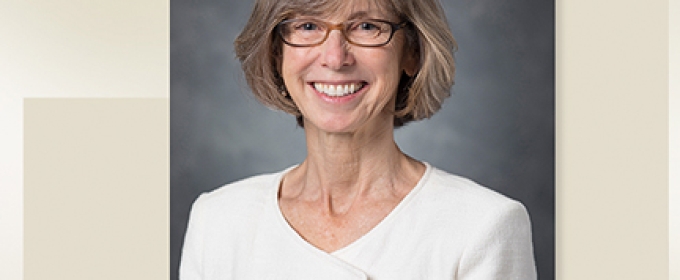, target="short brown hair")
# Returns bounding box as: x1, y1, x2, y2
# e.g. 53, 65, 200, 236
234, 0, 456, 127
